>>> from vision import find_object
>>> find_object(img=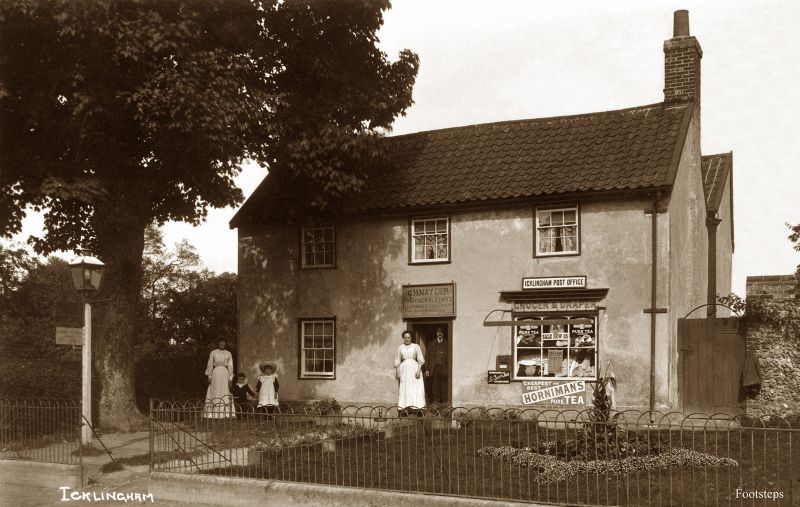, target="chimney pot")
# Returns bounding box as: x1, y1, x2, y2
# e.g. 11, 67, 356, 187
673, 10, 690, 37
